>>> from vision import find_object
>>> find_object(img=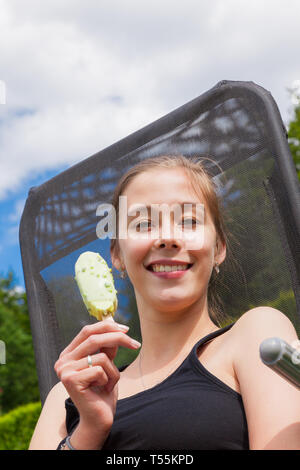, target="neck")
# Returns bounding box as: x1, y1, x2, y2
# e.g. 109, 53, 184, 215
134, 294, 218, 371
